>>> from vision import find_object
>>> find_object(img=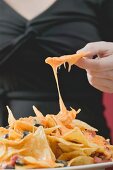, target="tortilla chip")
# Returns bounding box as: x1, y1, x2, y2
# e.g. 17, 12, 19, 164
45, 52, 90, 69
8, 129, 22, 140
33, 106, 47, 126
7, 106, 16, 128
72, 119, 98, 131
0, 142, 6, 160
0, 127, 9, 137
45, 114, 57, 127
58, 150, 85, 161
47, 135, 63, 158
63, 127, 98, 147
14, 120, 37, 132
23, 156, 56, 168
44, 125, 61, 135
68, 156, 94, 166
